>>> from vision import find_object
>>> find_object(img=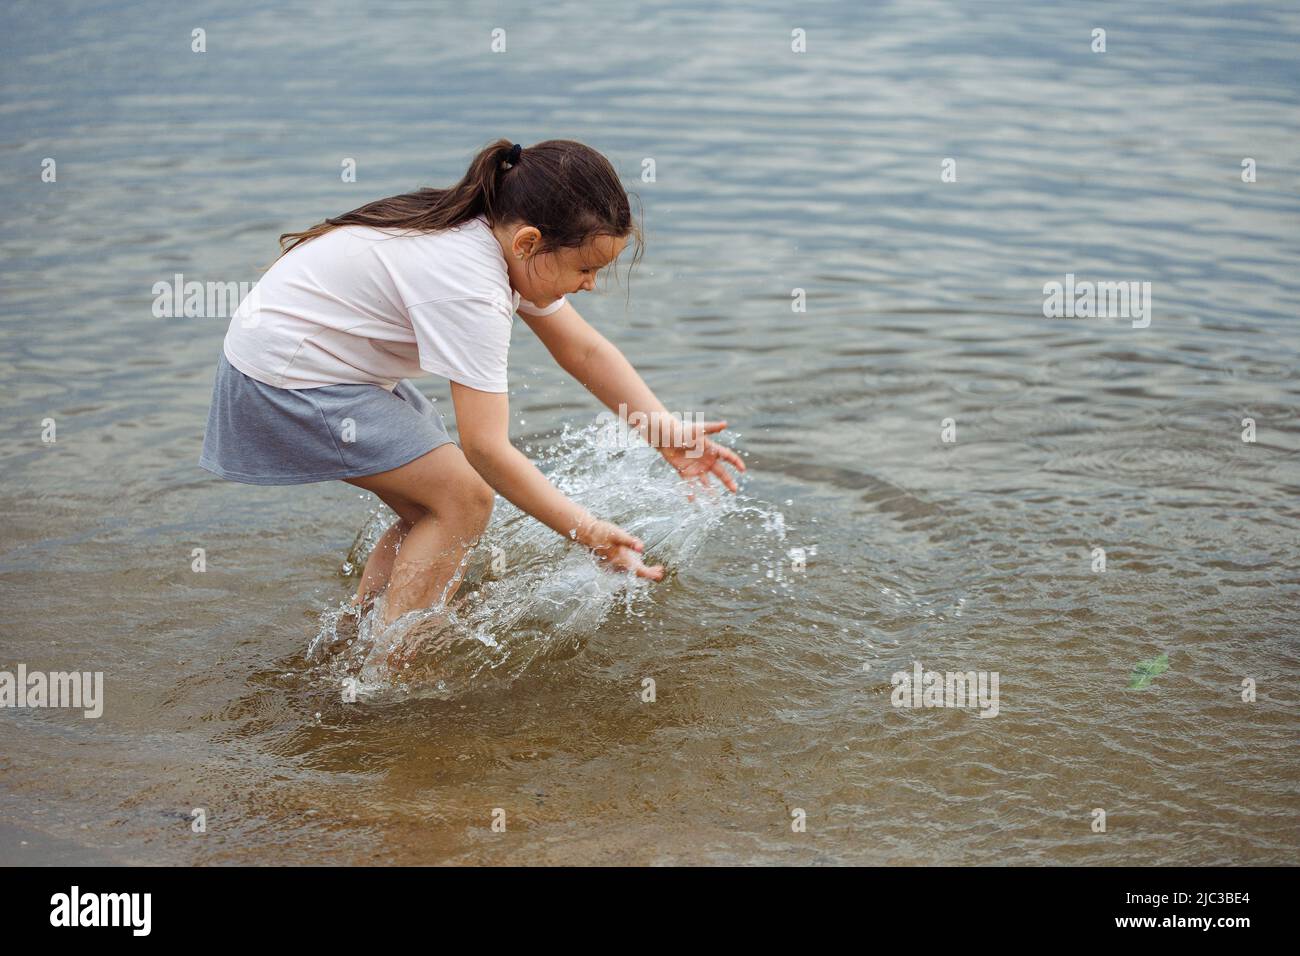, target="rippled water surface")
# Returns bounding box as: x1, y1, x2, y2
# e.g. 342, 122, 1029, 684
1, 1, 1298, 864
